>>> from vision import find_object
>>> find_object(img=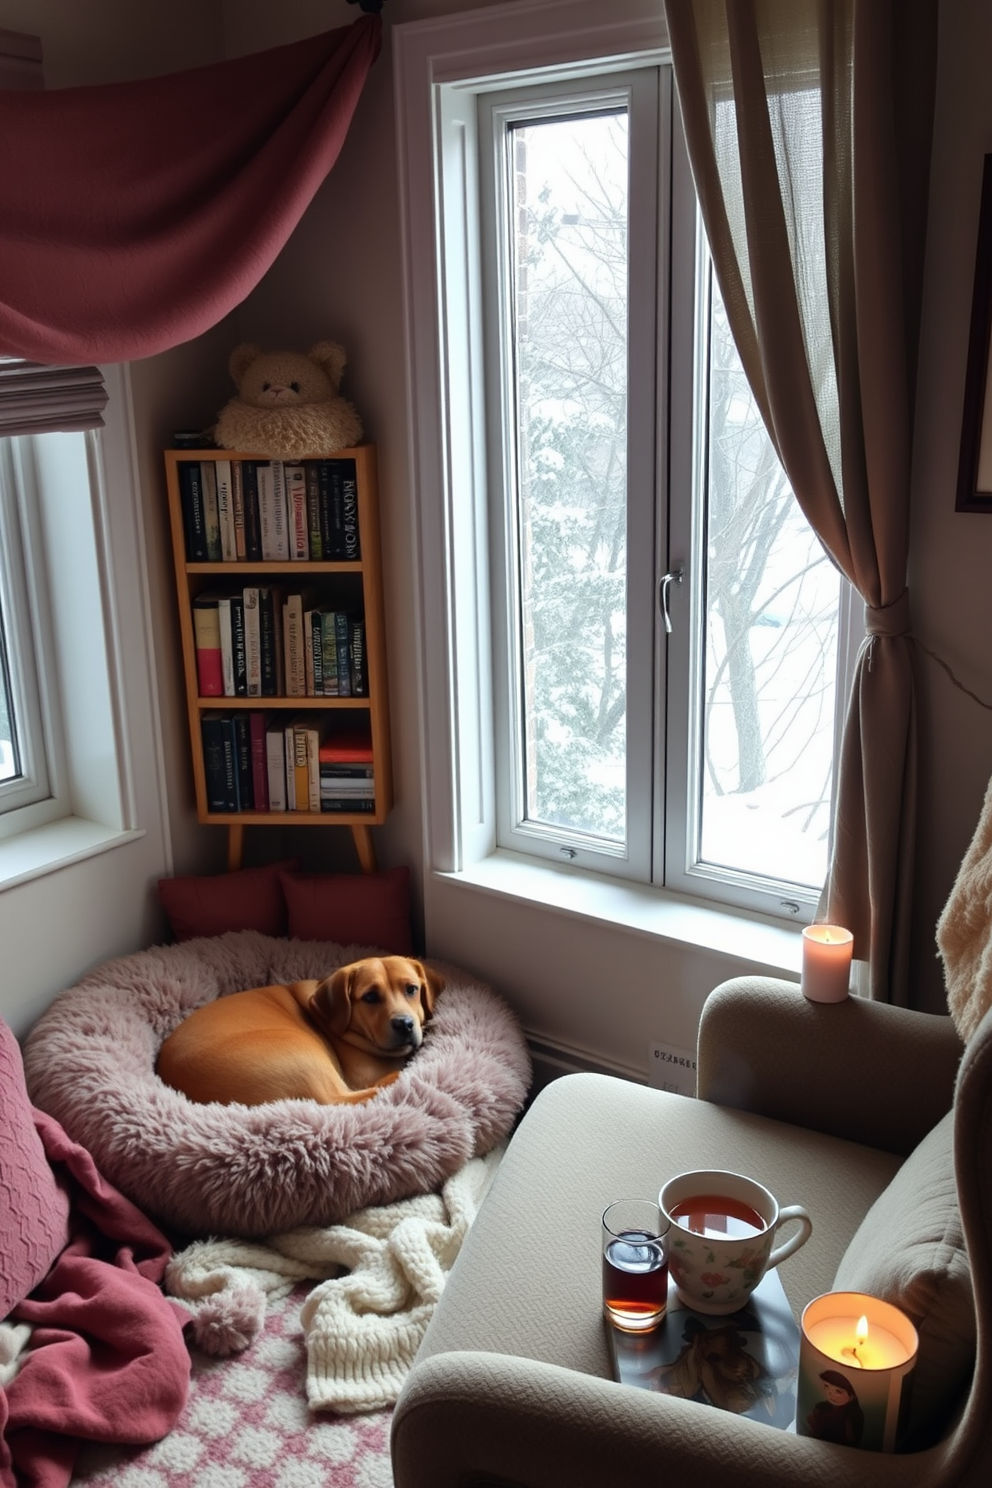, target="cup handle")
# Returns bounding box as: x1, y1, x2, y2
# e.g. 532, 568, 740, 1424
767, 1204, 812, 1269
